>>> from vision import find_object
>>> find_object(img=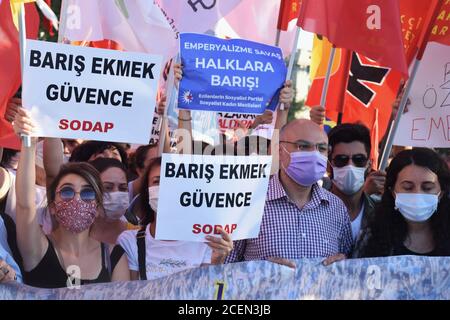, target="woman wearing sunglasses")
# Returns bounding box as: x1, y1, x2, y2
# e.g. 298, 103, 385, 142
356, 148, 450, 258
13, 108, 130, 288
117, 157, 234, 281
